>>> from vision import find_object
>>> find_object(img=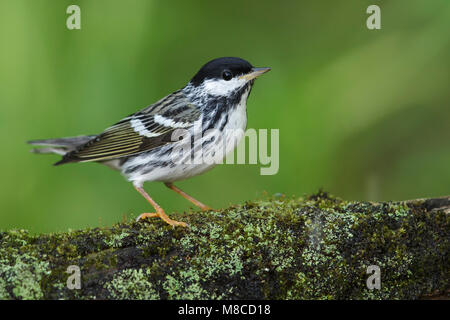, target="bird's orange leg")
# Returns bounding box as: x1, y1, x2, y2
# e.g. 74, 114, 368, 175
164, 182, 212, 211
134, 185, 187, 227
